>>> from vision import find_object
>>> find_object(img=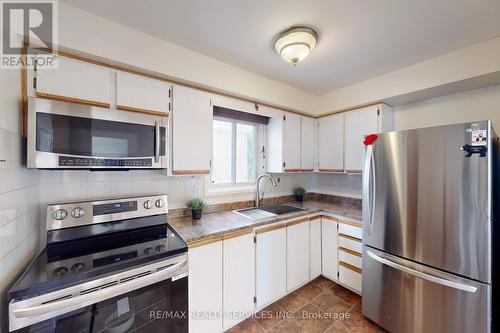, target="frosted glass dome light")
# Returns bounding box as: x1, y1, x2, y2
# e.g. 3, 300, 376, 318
274, 27, 318, 65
